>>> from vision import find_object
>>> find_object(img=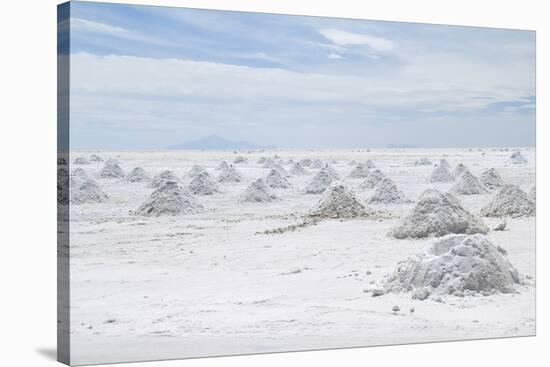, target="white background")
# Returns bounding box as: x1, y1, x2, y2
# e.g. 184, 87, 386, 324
0, 0, 547, 366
